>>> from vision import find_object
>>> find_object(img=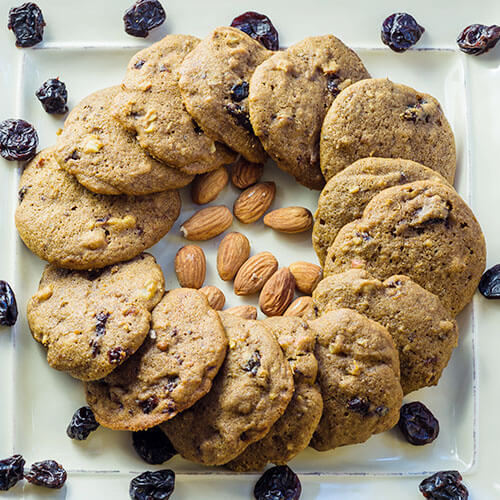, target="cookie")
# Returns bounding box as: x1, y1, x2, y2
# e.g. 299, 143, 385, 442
113, 35, 235, 175
312, 157, 449, 265
15, 148, 181, 270
162, 312, 294, 466
308, 270, 459, 394
54, 86, 193, 195
27, 253, 164, 381
178, 26, 271, 163
323, 180, 486, 315
249, 35, 370, 190
310, 308, 403, 451
320, 78, 457, 183
85, 288, 228, 431
226, 317, 323, 471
